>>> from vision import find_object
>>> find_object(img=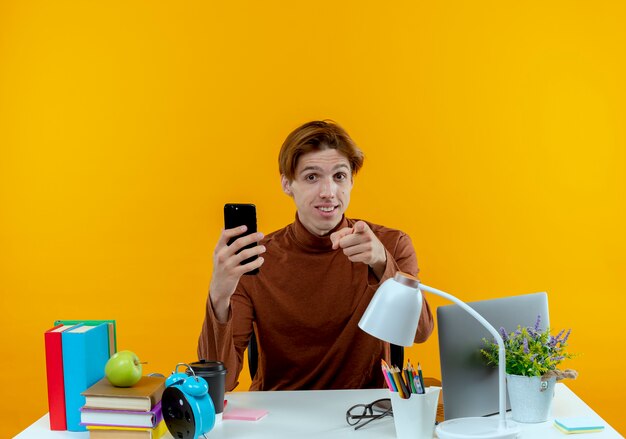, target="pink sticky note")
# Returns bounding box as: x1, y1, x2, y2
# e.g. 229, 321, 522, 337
223, 408, 269, 421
